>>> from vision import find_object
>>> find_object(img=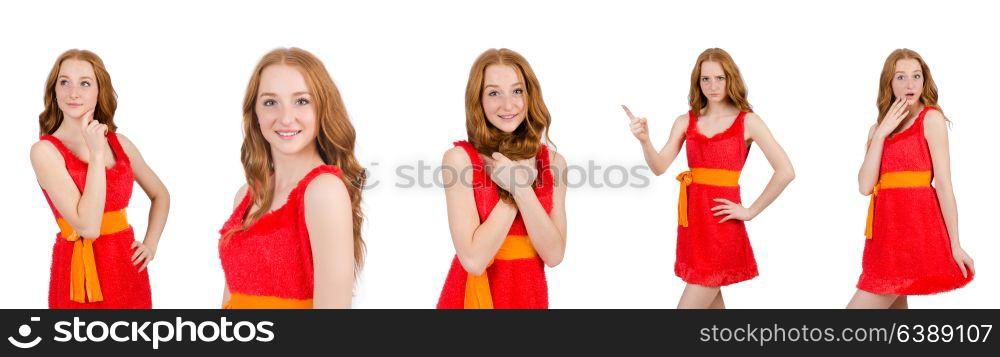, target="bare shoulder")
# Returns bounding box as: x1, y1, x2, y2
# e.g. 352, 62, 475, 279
923, 109, 947, 129
114, 132, 136, 150
30, 139, 63, 166
442, 146, 472, 167
674, 113, 691, 127
304, 172, 350, 207
232, 184, 249, 208
547, 147, 566, 170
